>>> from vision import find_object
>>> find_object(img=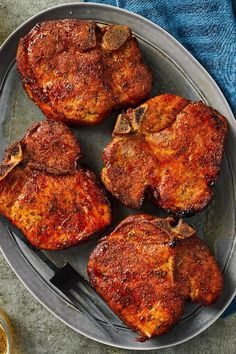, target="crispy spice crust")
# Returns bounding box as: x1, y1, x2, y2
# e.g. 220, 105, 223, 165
0, 120, 111, 249
88, 214, 223, 340
16, 20, 152, 125
102, 94, 227, 216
